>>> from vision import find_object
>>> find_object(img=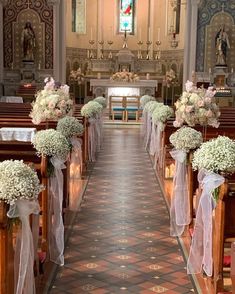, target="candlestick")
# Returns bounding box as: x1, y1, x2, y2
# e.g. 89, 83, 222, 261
139, 27, 142, 41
